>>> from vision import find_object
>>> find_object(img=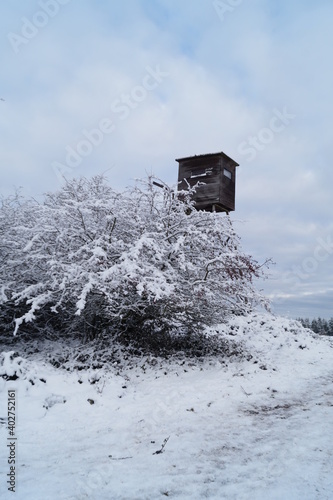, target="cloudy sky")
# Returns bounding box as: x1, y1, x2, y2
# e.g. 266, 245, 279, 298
1, 0, 333, 320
